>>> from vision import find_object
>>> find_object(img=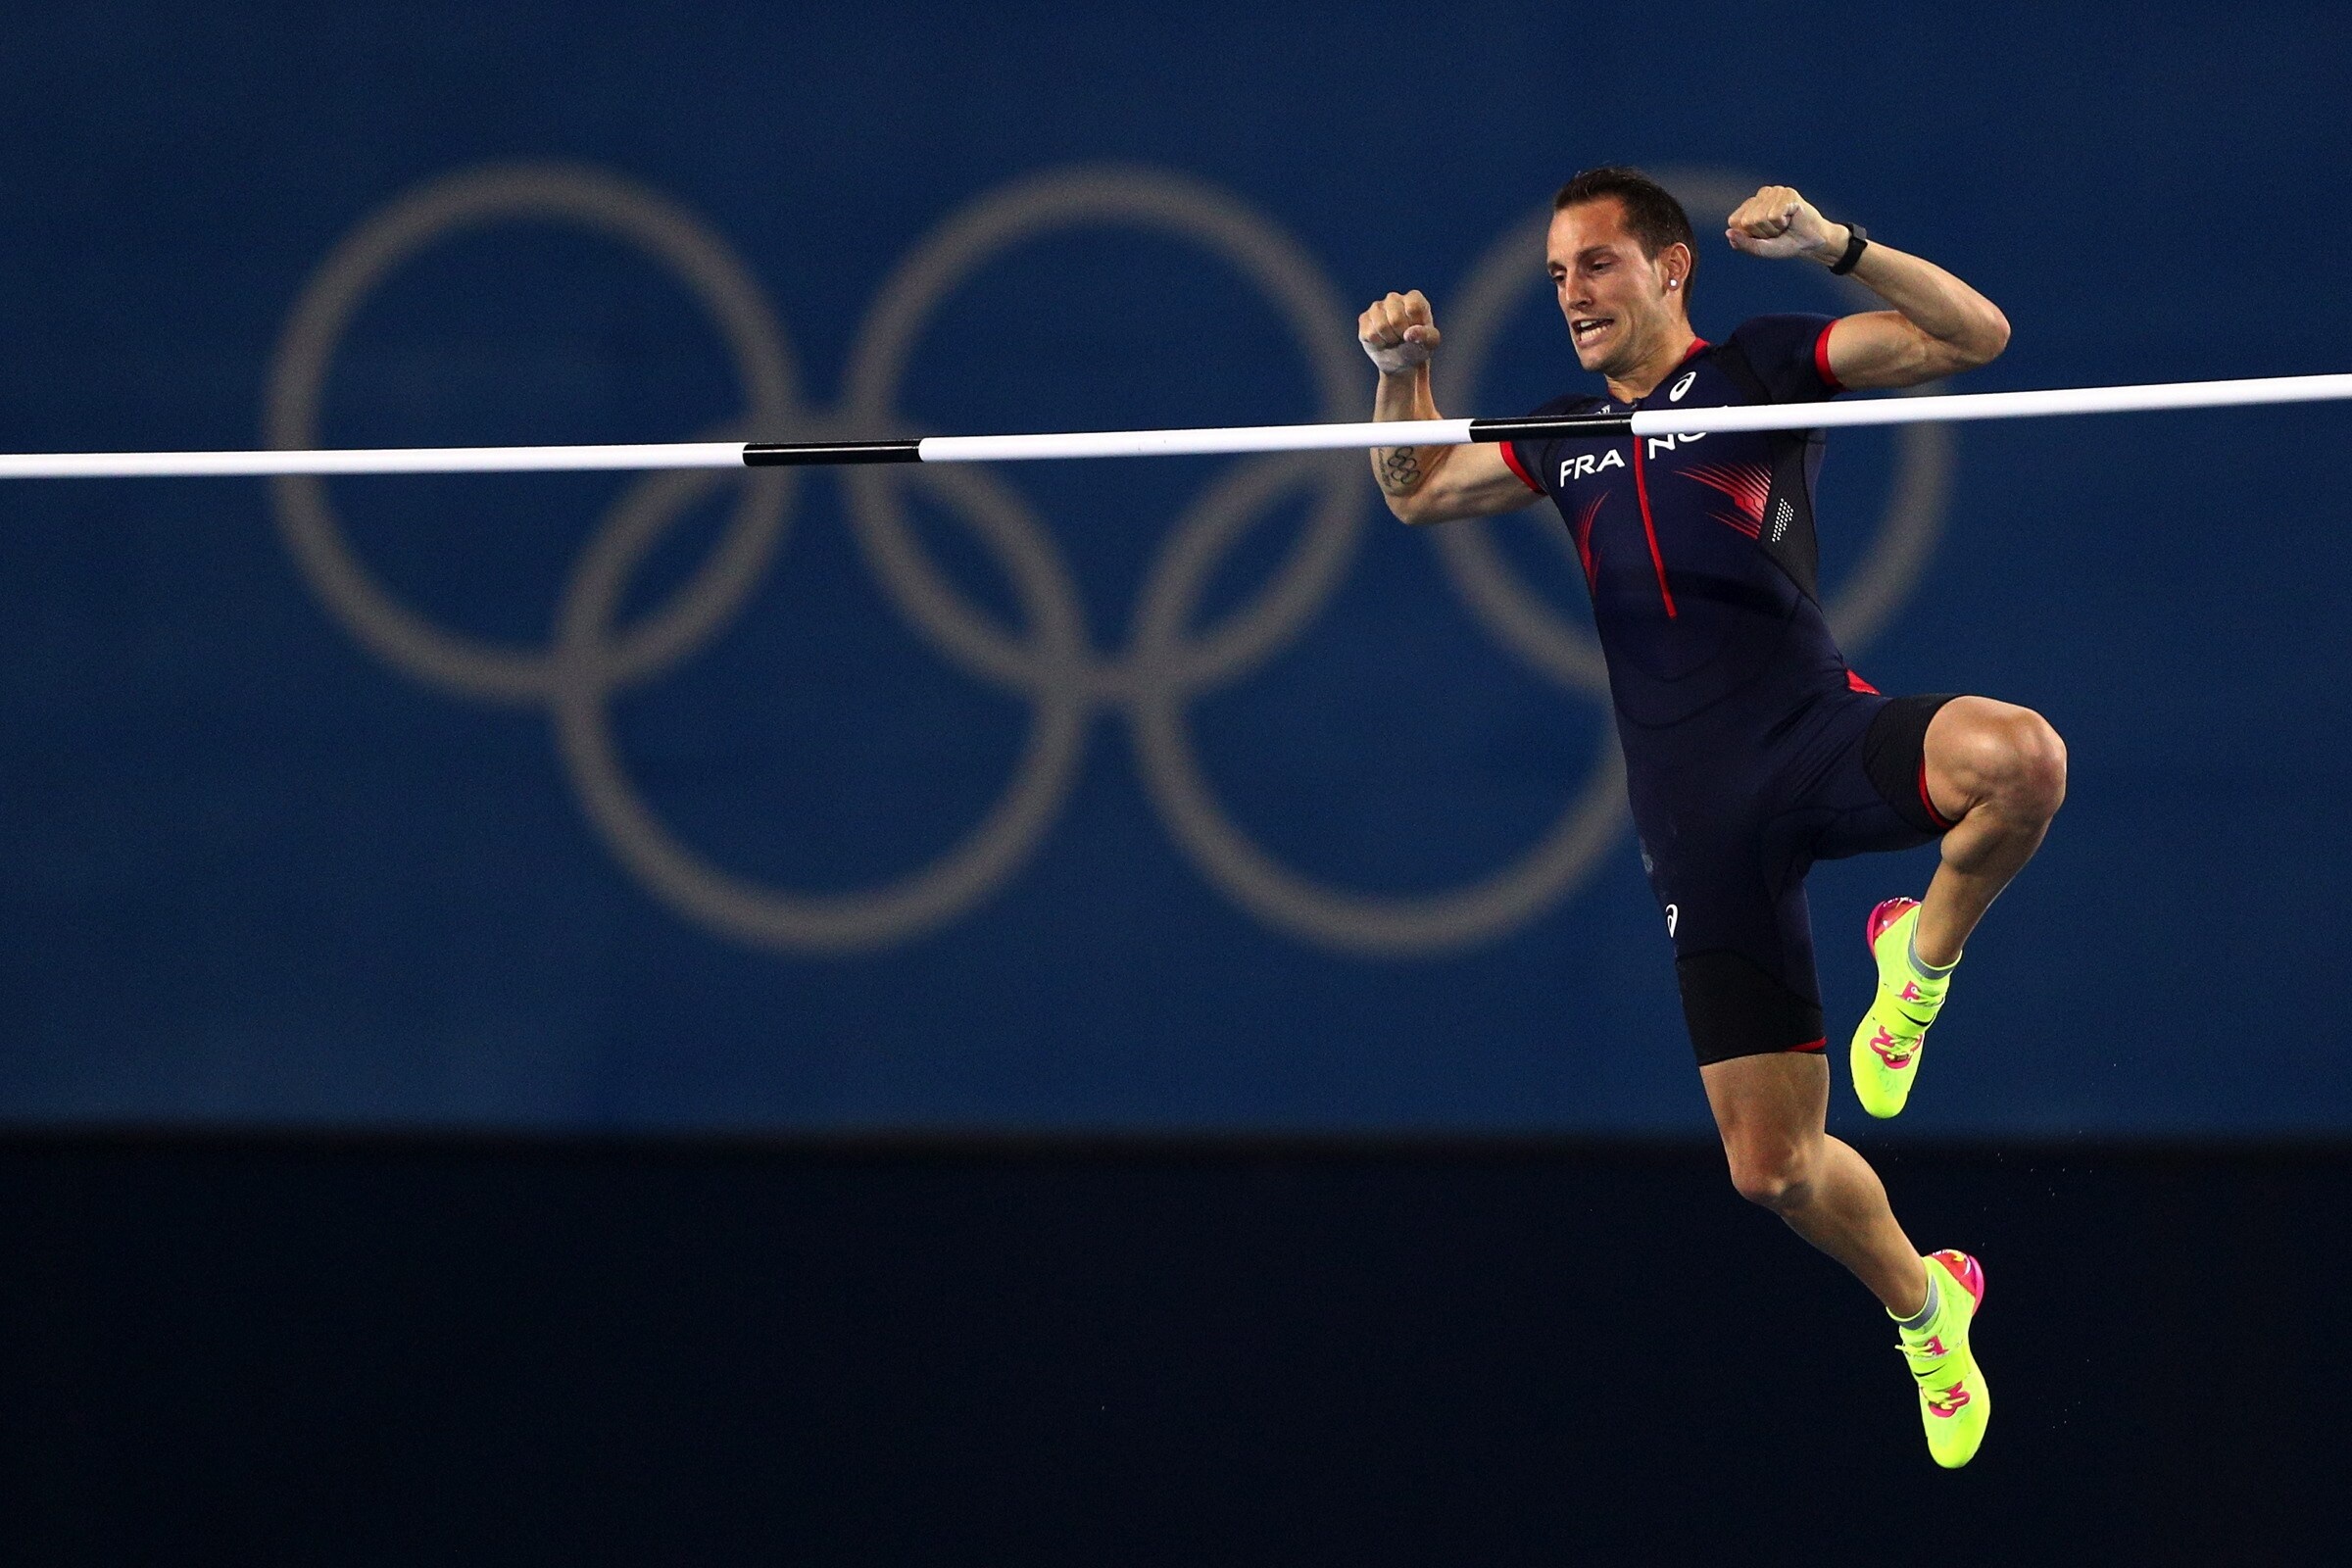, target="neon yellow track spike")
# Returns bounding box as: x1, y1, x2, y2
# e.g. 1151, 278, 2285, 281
1899, 1250, 1990, 1467
1849, 898, 1950, 1118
